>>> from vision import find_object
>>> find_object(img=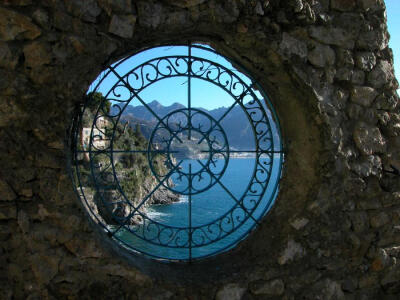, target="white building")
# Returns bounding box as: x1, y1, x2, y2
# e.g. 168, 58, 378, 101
82, 116, 110, 150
